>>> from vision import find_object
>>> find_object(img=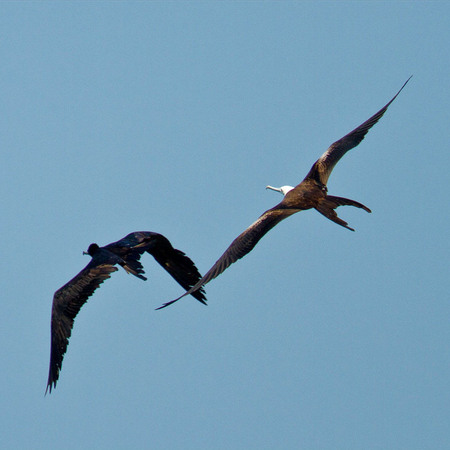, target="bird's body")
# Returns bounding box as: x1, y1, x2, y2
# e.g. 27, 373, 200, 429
157, 77, 411, 310
279, 179, 326, 210
46, 231, 206, 393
